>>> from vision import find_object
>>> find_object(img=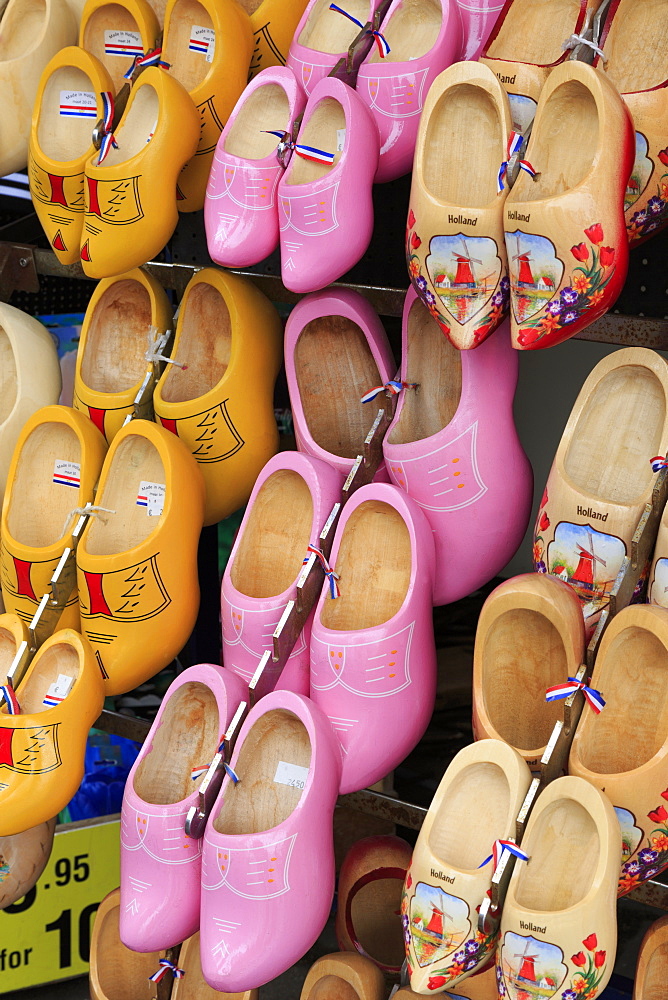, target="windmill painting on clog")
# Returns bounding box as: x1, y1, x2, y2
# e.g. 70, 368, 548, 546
287, 0, 378, 97
504, 60, 633, 350
596, 0, 668, 246
533, 347, 668, 637
406, 61, 514, 349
